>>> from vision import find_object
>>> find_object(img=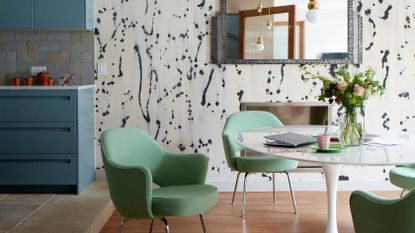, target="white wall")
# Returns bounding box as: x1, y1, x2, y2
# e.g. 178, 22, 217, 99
94, 0, 415, 191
